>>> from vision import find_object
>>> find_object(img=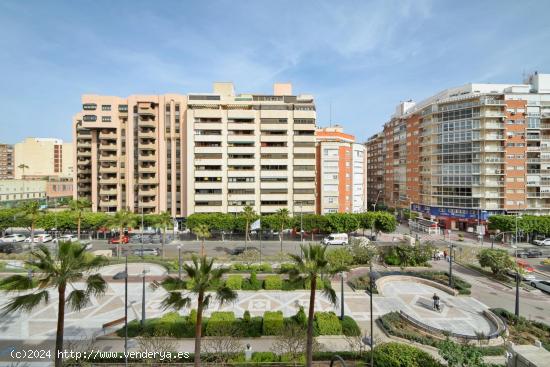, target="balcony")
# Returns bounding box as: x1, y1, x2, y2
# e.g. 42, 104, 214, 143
77, 158, 91, 165
260, 135, 288, 143
195, 146, 223, 154
99, 143, 117, 151
228, 158, 256, 166
293, 181, 315, 189
99, 130, 117, 139
99, 165, 118, 174
99, 155, 117, 162
195, 135, 223, 143
139, 165, 156, 173
139, 177, 158, 185
99, 188, 117, 196
99, 199, 117, 207
100, 177, 118, 184
140, 200, 157, 208
77, 150, 91, 157
139, 130, 157, 139
77, 168, 91, 175
77, 140, 92, 148
293, 170, 316, 178
227, 146, 255, 154
138, 118, 156, 127
293, 135, 315, 143
293, 146, 315, 154
480, 111, 506, 118
483, 122, 505, 129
